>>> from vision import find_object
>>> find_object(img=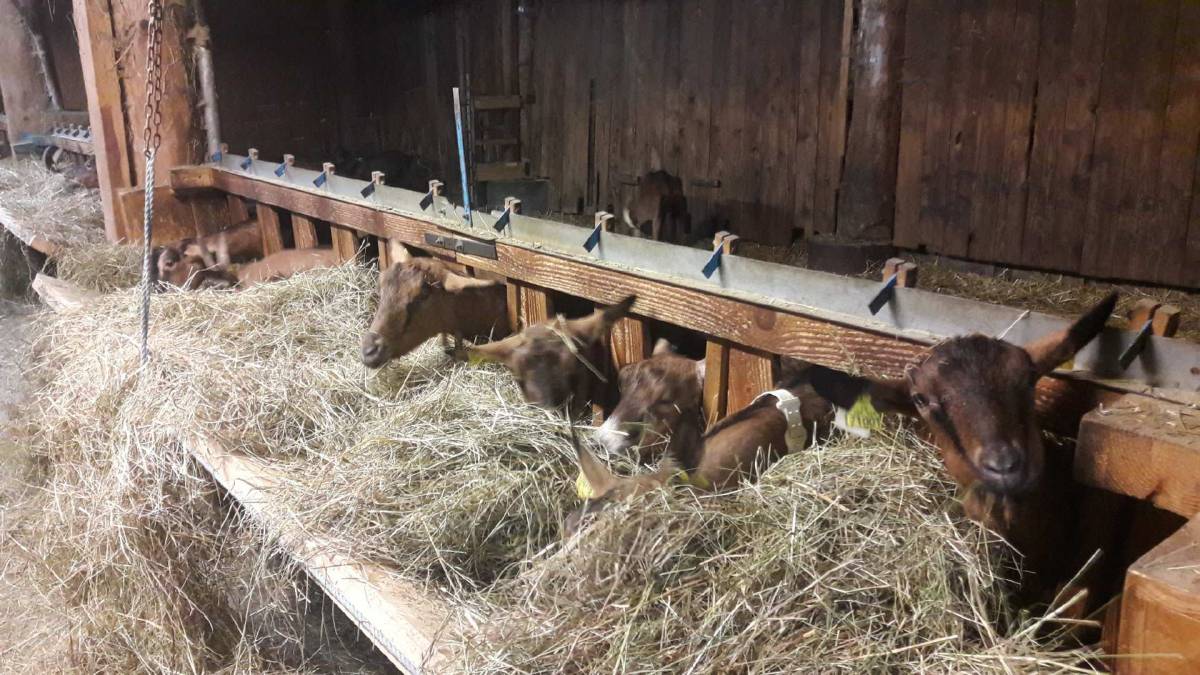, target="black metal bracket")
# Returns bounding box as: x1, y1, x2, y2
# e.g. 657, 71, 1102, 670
424, 232, 498, 260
